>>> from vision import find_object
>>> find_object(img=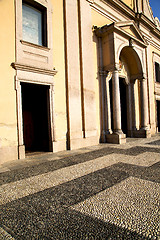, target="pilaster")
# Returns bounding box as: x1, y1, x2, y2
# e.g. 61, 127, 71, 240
78, 0, 98, 144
